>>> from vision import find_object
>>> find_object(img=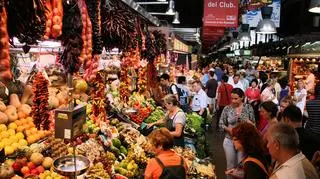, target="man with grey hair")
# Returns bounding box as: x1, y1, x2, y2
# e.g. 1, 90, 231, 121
266, 123, 319, 179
